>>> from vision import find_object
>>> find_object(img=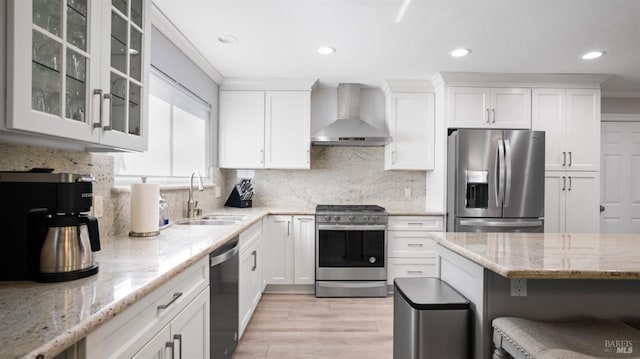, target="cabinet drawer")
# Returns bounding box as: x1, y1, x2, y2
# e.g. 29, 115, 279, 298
86, 257, 209, 359
388, 231, 440, 257
387, 257, 438, 284
240, 221, 262, 253
388, 216, 444, 231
